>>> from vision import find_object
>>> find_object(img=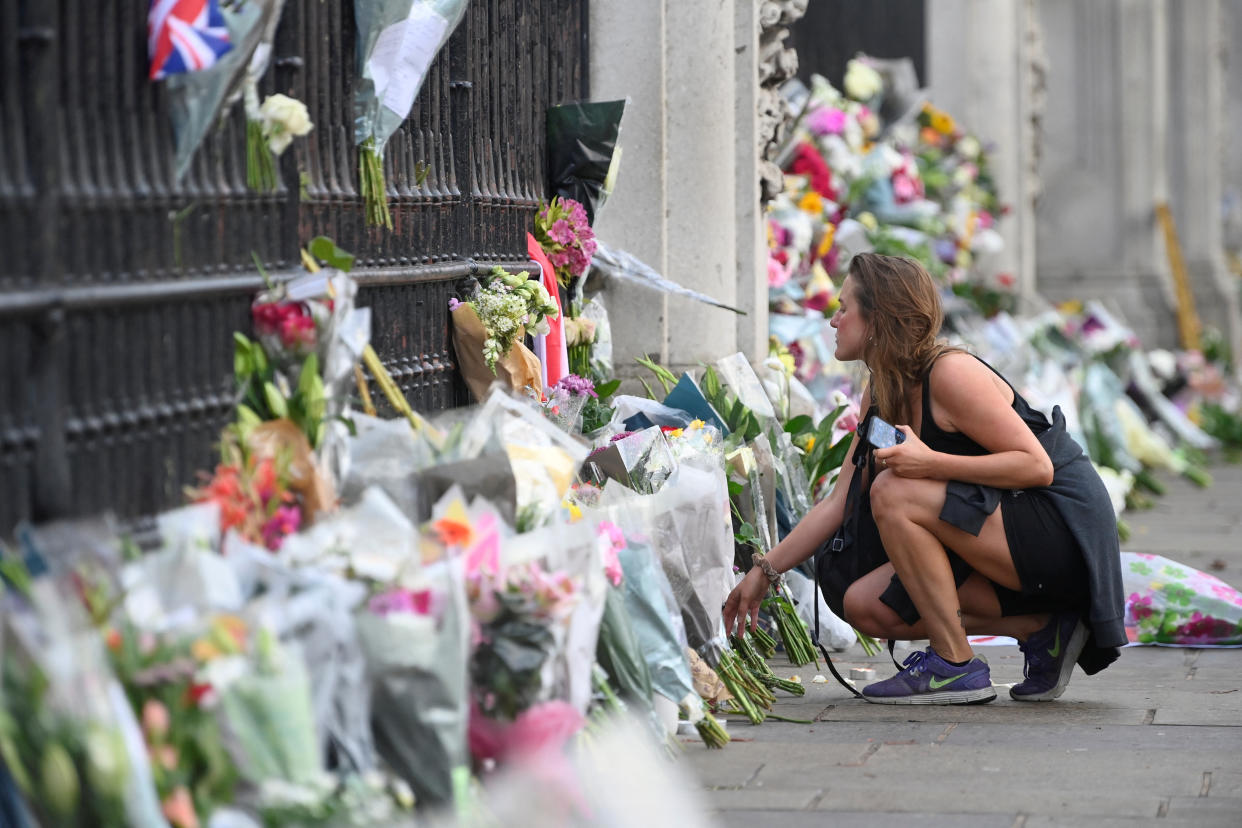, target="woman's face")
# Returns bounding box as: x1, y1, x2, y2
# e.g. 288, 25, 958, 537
830, 275, 870, 362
